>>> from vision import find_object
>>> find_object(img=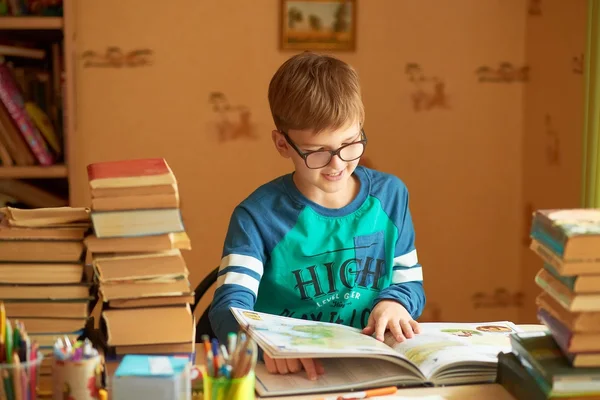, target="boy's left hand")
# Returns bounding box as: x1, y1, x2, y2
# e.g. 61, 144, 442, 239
362, 300, 421, 342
